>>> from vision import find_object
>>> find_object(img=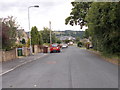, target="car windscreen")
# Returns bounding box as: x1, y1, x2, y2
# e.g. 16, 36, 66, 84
52, 44, 57, 47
